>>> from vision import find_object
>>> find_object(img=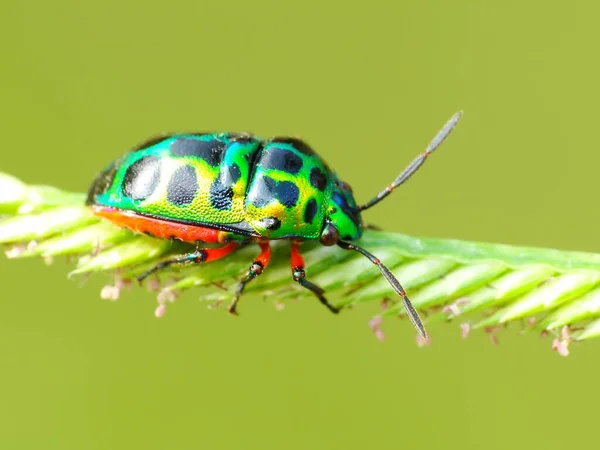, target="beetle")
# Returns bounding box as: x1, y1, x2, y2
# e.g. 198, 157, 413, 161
86, 112, 462, 338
